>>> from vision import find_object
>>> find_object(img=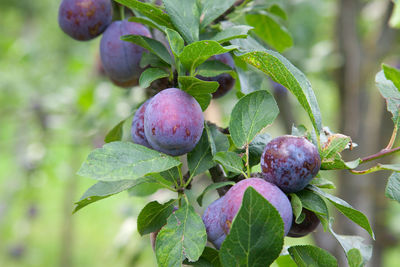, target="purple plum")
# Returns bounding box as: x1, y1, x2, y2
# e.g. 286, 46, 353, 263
261, 135, 321, 193
131, 99, 152, 148
222, 178, 293, 236
202, 197, 227, 249
100, 20, 151, 88
288, 208, 320, 238
144, 88, 204, 156
58, 0, 112, 41
197, 53, 236, 98
202, 178, 293, 249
